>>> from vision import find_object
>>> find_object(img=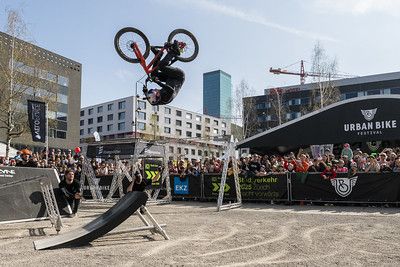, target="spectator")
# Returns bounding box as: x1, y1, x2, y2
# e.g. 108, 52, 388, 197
365, 155, 380, 173
341, 143, 353, 160
295, 154, 309, 173
16, 149, 38, 168
59, 170, 81, 217
393, 159, 400, 172
336, 159, 348, 173
321, 164, 337, 180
